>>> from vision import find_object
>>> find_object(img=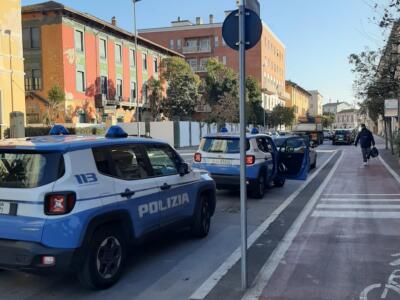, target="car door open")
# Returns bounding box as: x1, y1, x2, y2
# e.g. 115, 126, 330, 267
277, 137, 309, 180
